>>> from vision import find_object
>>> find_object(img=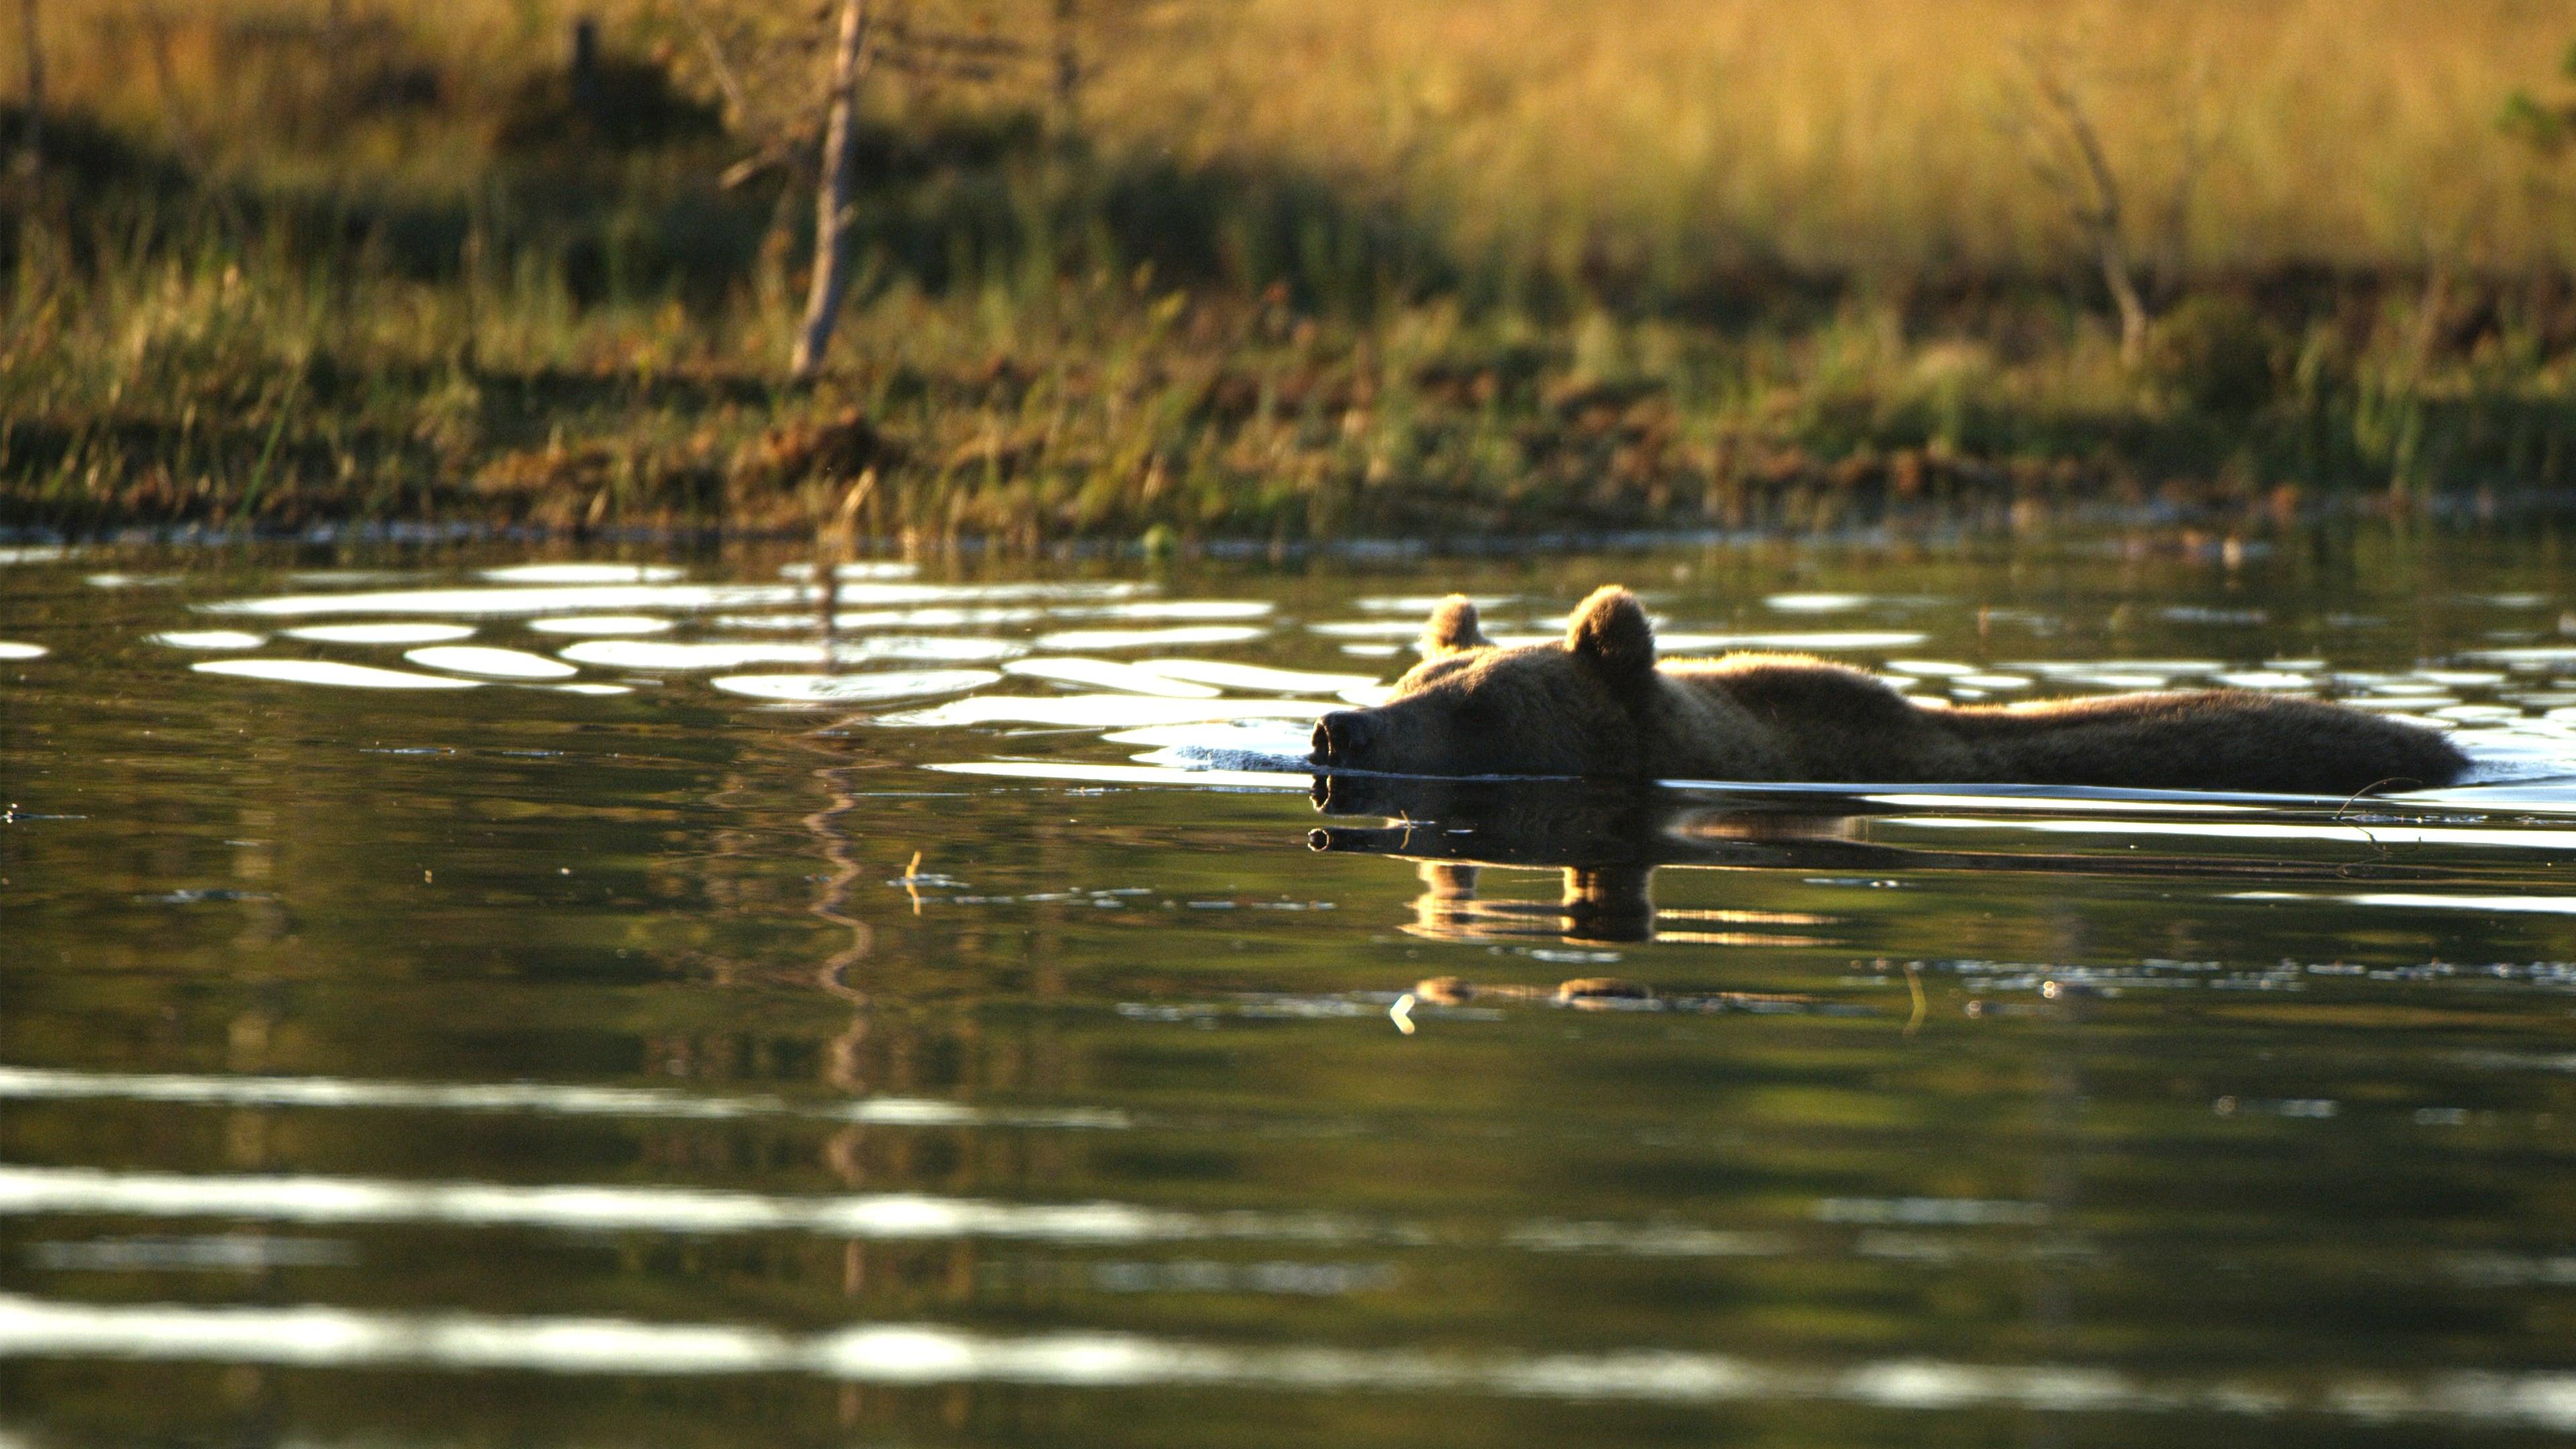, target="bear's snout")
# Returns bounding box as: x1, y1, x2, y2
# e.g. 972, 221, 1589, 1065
1313, 710, 1376, 764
